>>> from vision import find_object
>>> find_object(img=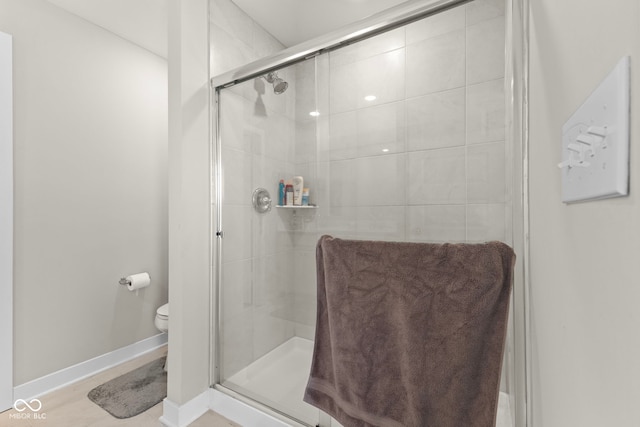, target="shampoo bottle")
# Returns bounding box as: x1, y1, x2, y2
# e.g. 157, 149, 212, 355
292, 176, 304, 206
278, 179, 285, 206
301, 188, 309, 206
285, 183, 294, 206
